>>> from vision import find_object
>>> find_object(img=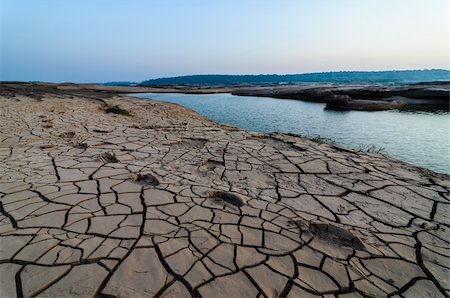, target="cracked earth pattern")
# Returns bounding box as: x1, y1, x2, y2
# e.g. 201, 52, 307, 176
0, 83, 449, 298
